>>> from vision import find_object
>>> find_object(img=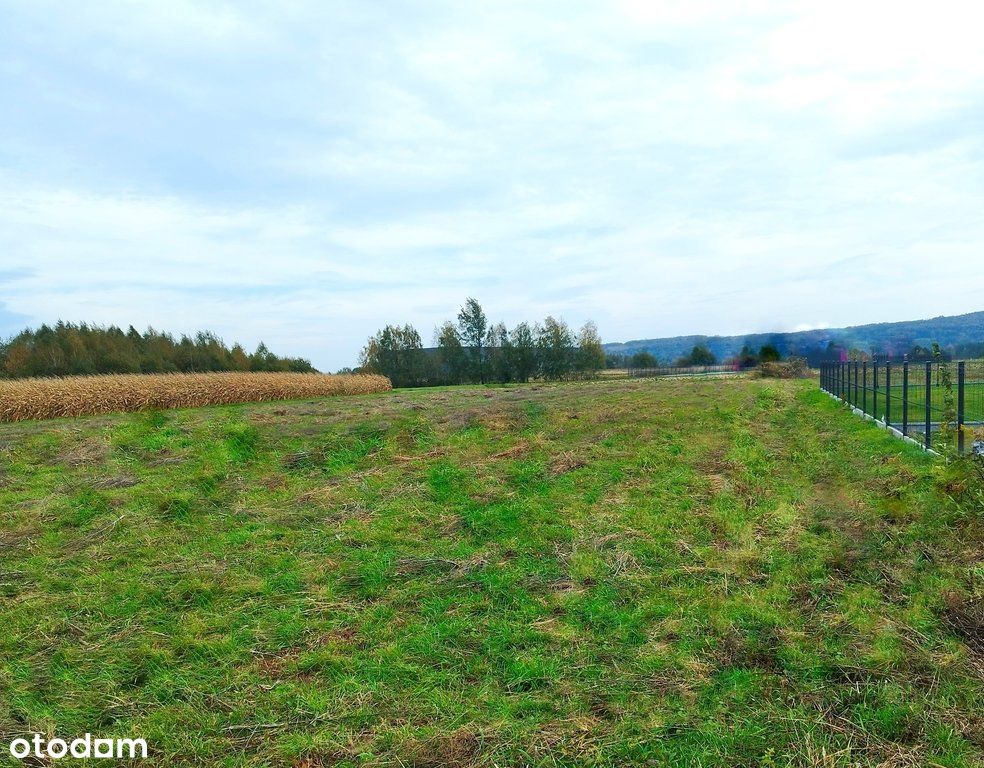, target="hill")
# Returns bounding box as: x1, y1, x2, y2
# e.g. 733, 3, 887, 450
605, 310, 984, 364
